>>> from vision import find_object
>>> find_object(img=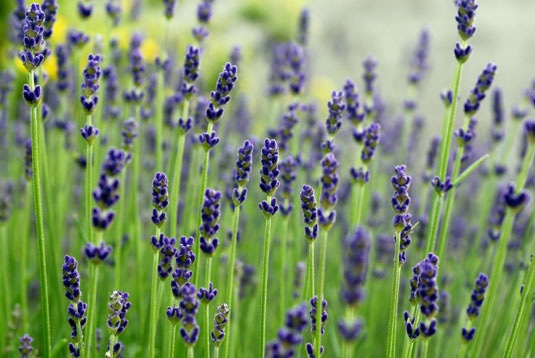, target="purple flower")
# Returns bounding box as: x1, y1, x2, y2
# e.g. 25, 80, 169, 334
77, 1, 93, 18
362, 55, 378, 97
206, 62, 238, 123
199, 188, 221, 256
107, 290, 131, 336
80, 53, 102, 114
105, 1, 122, 26
344, 79, 365, 126
67, 29, 89, 49
19, 334, 34, 358
324, 91, 346, 139
361, 122, 381, 163
503, 183, 530, 213
20, 4, 47, 72
463, 63, 497, 116
340, 226, 370, 307
408, 29, 430, 85
85, 241, 112, 264
163, 0, 177, 19
300, 184, 318, 242
211, 303, 230, 346
456, 0, 478, 41
391, 165, 413, 262
42, 0, 58, 39
279, 155, 298, 216
466, 273, 489, 319
179, 283, 200, 347
259, 138, 280, 196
